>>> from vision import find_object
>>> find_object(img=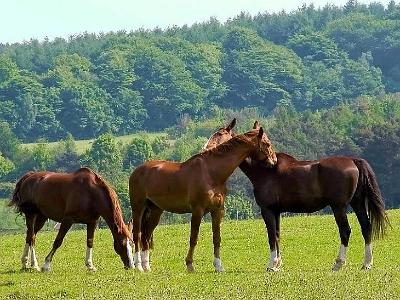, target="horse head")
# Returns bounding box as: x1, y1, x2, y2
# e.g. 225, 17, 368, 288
112, 220, 134, 269
203, 118, 236, 150
251, 125, 277, 167
205, 119, 277, 167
